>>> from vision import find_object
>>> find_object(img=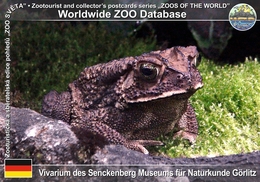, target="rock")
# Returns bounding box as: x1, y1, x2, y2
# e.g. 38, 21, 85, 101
184, 0, 236, 60
0, 102, 80, 164
0, 102, 259, 181
92, 145, 259, 182
91, 145, 260, 165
